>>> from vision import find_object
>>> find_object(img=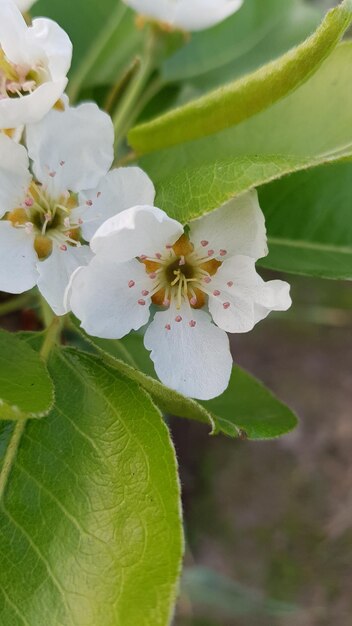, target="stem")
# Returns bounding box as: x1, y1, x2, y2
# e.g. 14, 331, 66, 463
67, 3, 127, 103
40, 316, 64, 362
115, 75, 163, 147
113, 30, 158, 151
0, 421, 26, 501
104, 57, 141, 113
0, 293, 34, 317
